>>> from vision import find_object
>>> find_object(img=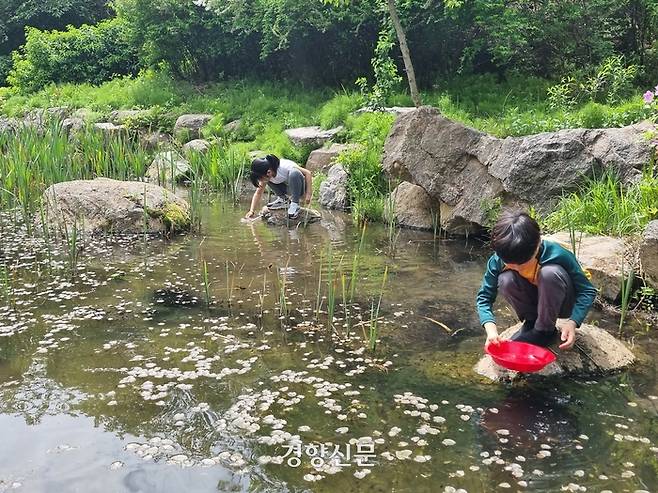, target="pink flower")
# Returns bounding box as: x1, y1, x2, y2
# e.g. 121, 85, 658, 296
644, 90, 655, 103
655, 85, 658, 95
